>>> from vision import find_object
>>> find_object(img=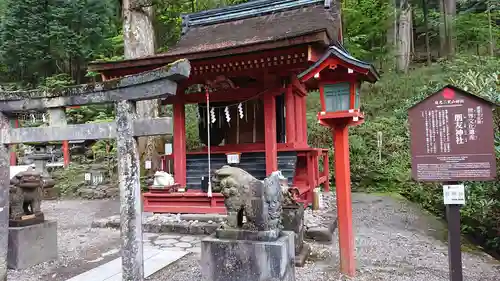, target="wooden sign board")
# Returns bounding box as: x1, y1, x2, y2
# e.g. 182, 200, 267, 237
408, 85, 496, 182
